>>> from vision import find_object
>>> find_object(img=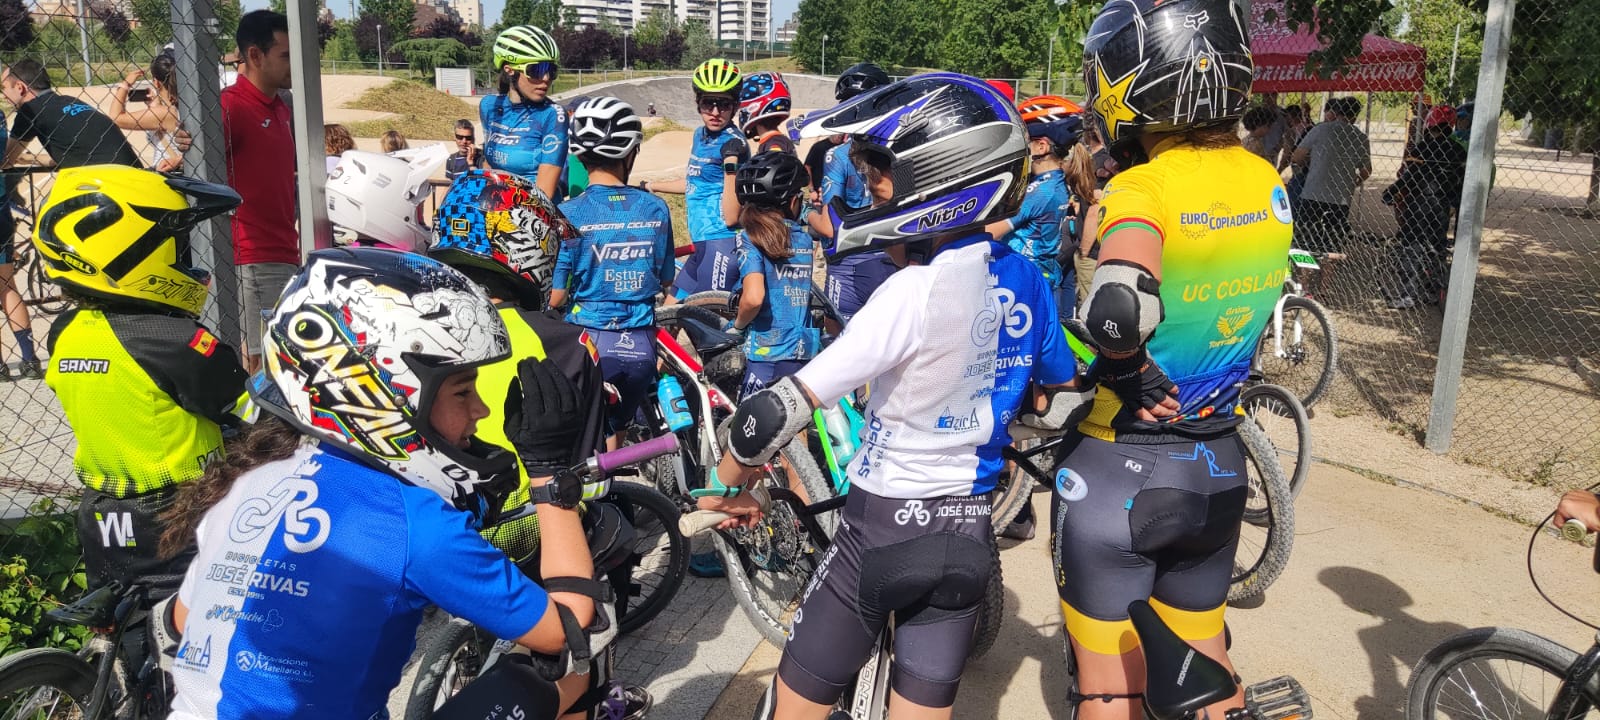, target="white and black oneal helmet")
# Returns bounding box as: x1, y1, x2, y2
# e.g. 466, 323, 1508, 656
568, 96, 644, 161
